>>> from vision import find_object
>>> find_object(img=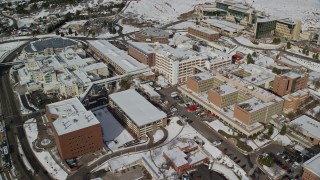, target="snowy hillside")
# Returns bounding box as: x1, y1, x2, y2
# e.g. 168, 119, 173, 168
247, 0, 320, 30
123, 0, 208, 25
